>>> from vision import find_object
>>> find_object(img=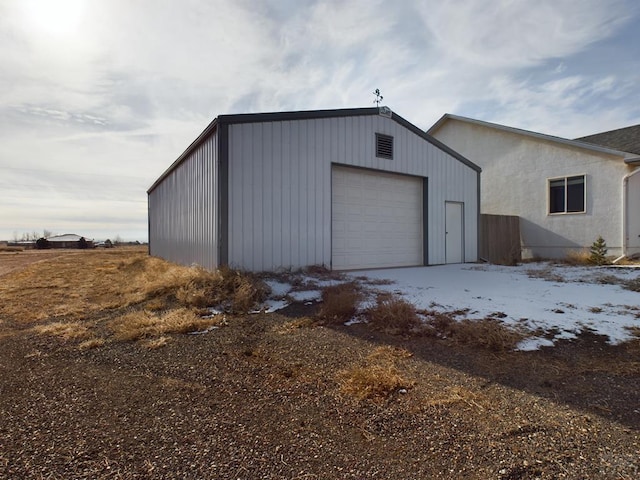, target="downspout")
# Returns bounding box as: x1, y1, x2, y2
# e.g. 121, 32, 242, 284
613, 167, 640, 263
